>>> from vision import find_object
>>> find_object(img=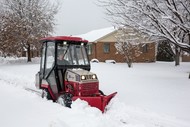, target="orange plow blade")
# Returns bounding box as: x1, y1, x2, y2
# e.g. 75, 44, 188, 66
72, 92, 117, 112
